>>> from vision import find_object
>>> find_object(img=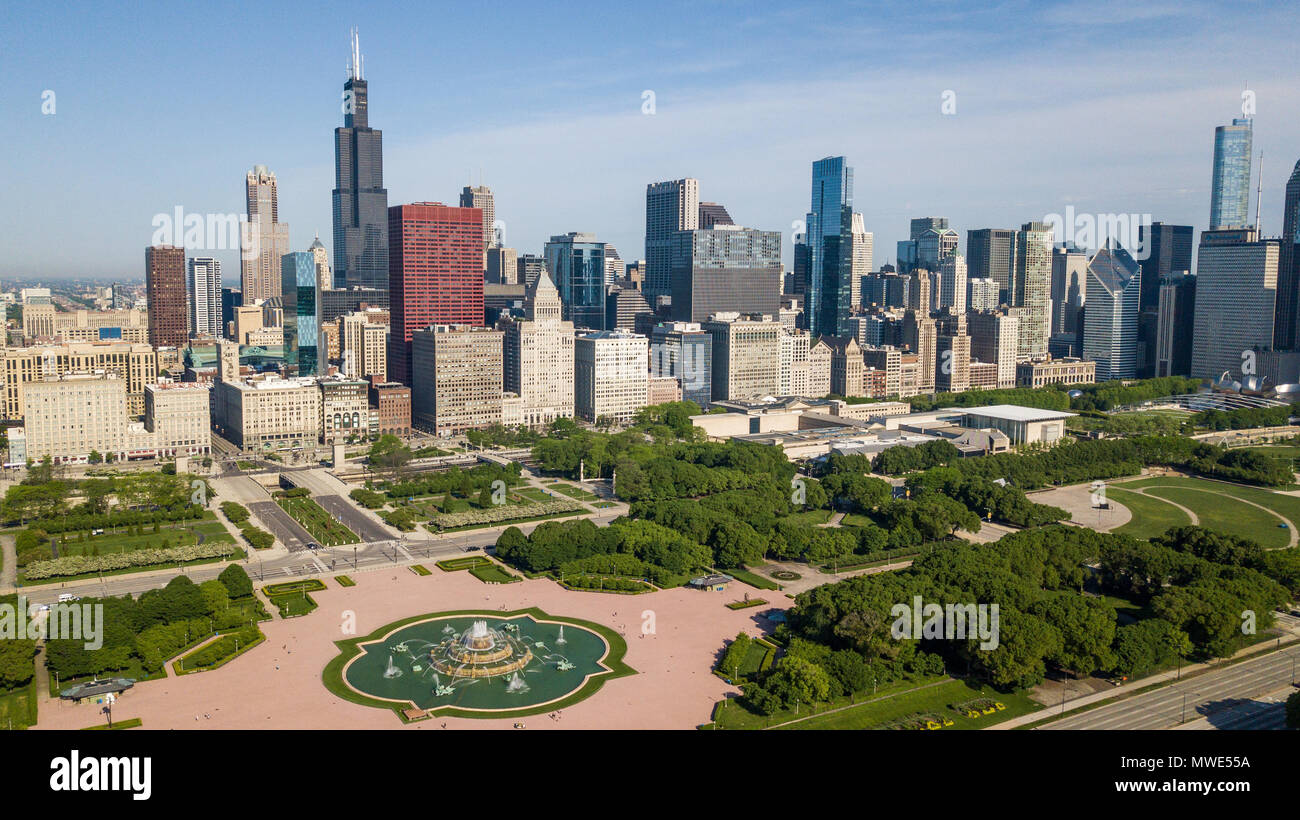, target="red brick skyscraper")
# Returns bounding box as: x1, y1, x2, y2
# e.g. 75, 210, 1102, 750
387, 202, 483, 385
146, 244, 188, 347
